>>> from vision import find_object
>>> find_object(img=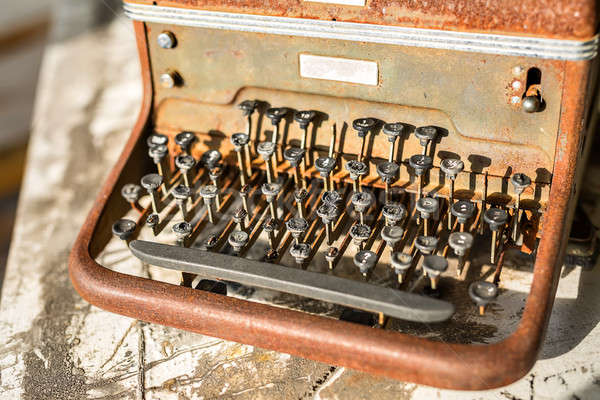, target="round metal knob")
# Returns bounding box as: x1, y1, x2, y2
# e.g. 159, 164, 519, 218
416, 197, 439, 219
448, 232, 474, 256
382, 122, 405, 141
351, 191, 374, 213
469, 281, 498, 309
382, 203, 407, 225
228, 230, 249, 252
201, 150, 222, 169
321, 190, 343, 206
141, 173, 163, 192
238, 100, 258, 116
344, 160, 368, 180
112, 219, 136, 240
483, 208, 508, 231
289, 242, 311, 264
451, 200, 475, 224
257, 142, 276, 160
440, 158, 464, 180
315, 156, 336, 177
376, 161, 400, 183
522, 96, 541, 113
415, 235, 438, 255
352, 118, 376, 137
121, 183, 142, 204
510, 173, 532, 195
293, 110, 316, 129
283, 147, 305, 167
266, 107, 288, 124
175, 131, 196, 153
381, 225, 404, 248
409, 154, 433, 175
422, 255, 448, 278
354, 250, 377, 275
231, 133, 250, 149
